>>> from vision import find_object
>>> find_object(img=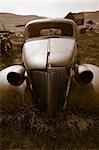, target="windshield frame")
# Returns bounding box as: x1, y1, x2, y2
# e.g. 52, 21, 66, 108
25, 19, 78, 40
